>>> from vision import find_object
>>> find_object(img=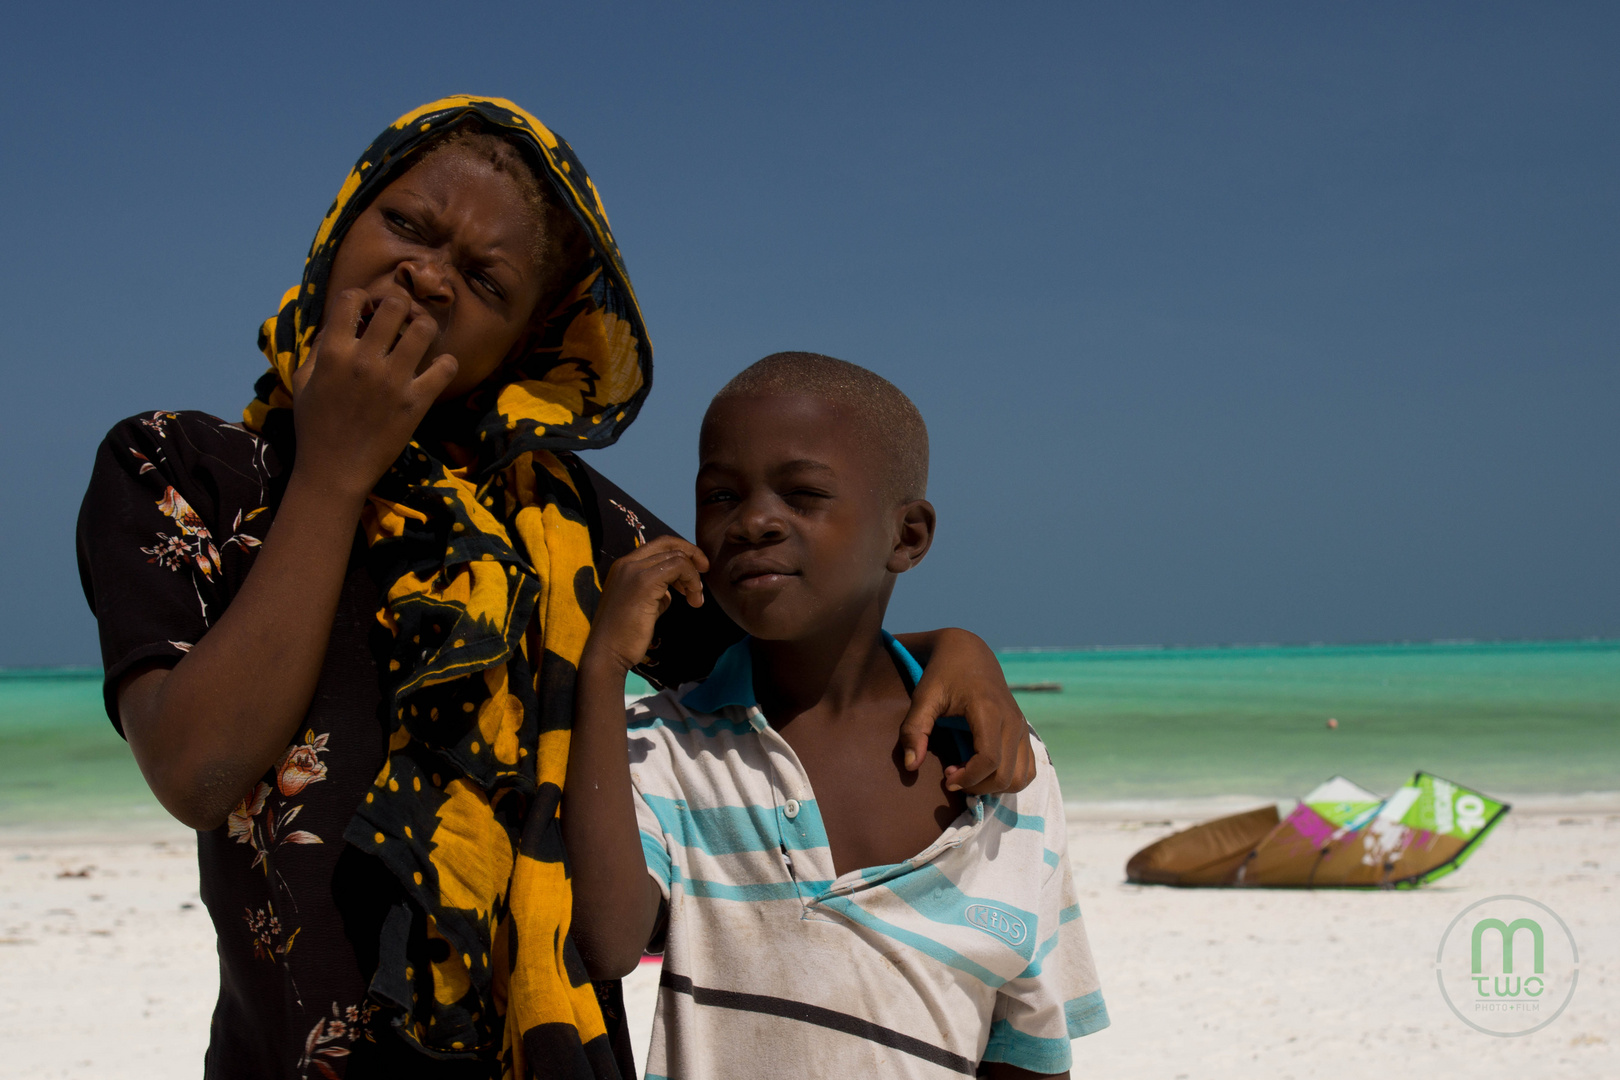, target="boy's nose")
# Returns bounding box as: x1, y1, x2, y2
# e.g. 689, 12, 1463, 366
729, 496, 787, 544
